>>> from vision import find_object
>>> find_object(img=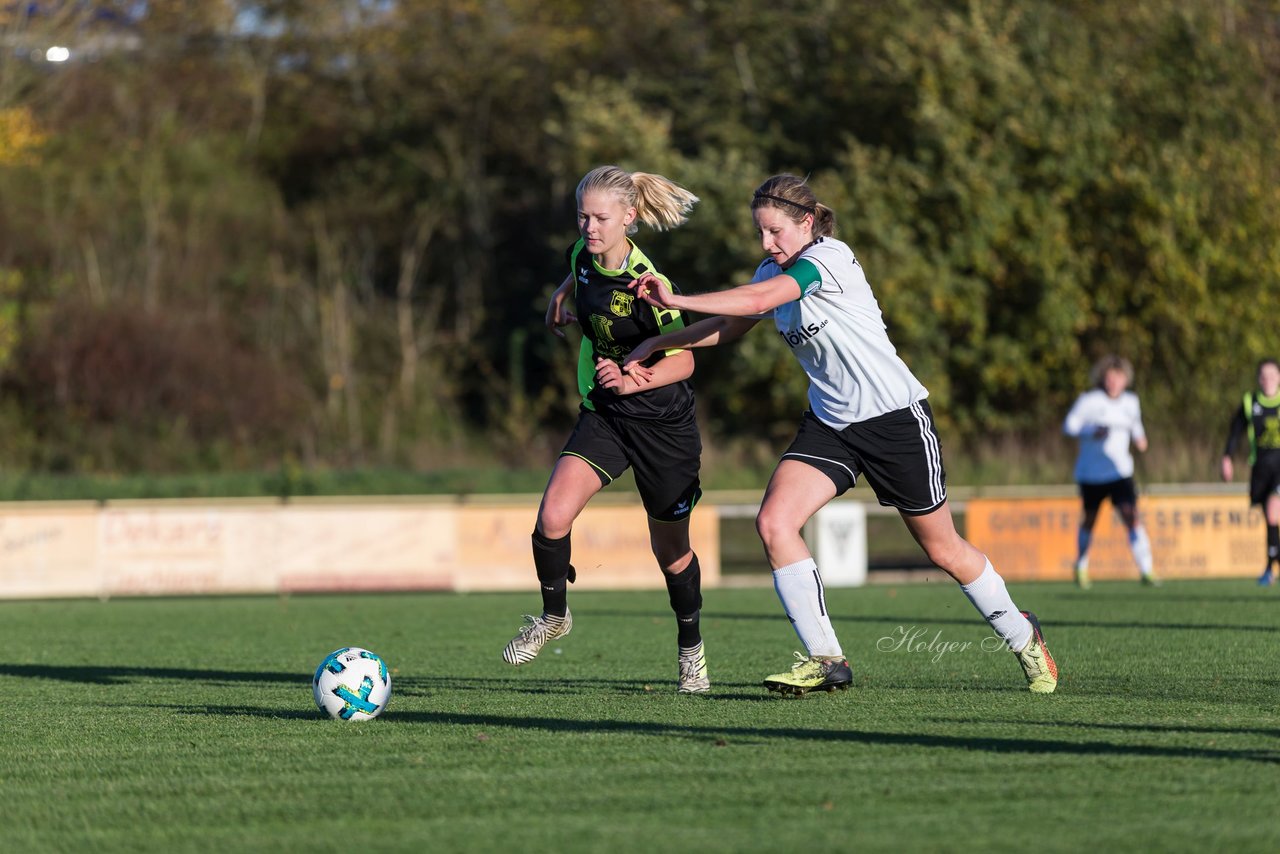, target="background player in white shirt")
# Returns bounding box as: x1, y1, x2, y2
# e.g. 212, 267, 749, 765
1062, 356, 1155, 588
625, 174, 1057, 695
